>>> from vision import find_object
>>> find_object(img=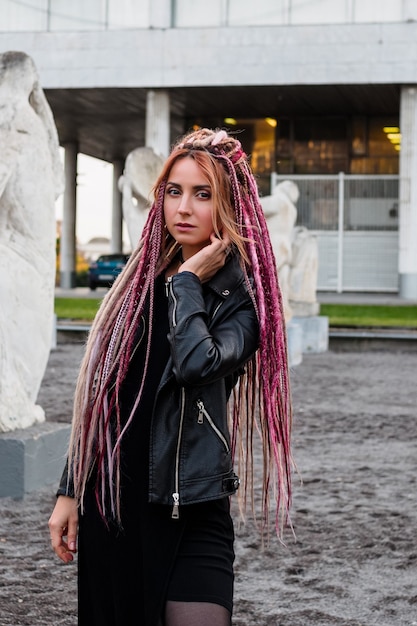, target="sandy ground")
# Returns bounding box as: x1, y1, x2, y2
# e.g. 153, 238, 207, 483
1, 342, 416, 626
